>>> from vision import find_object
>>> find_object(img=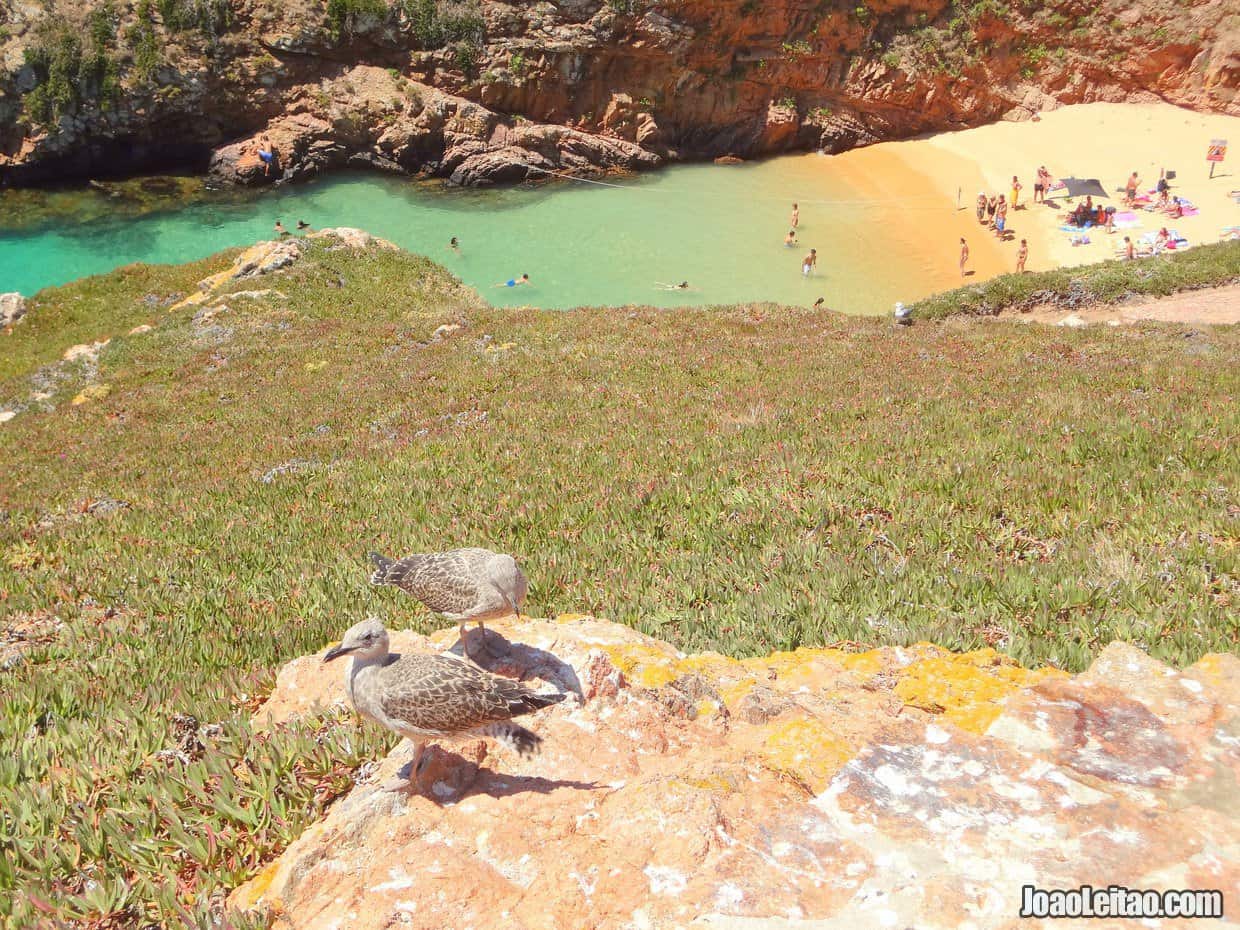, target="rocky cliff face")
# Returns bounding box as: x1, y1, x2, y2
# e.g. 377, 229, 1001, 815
0, 0, 1236, 186
228, 615, 1238, 929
